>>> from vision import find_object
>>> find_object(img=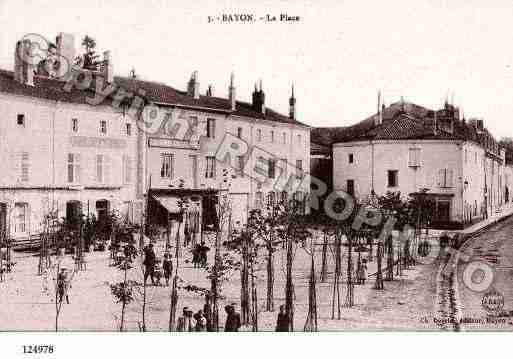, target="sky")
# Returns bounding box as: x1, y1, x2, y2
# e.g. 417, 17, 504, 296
1, 0, 513, 139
